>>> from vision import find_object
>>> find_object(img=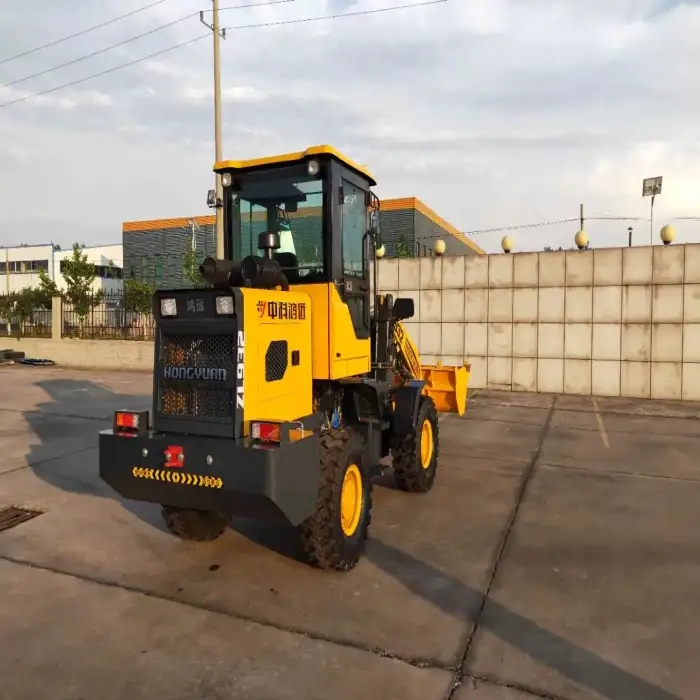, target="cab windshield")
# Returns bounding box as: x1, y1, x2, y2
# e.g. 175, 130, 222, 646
227, 166, 325, 283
